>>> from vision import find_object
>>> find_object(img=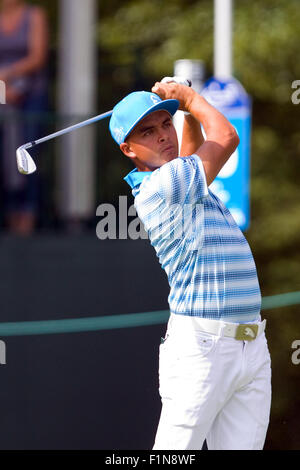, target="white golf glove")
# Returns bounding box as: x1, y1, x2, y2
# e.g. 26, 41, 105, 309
160, 76, 192, 87
160, 76, 192, 114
